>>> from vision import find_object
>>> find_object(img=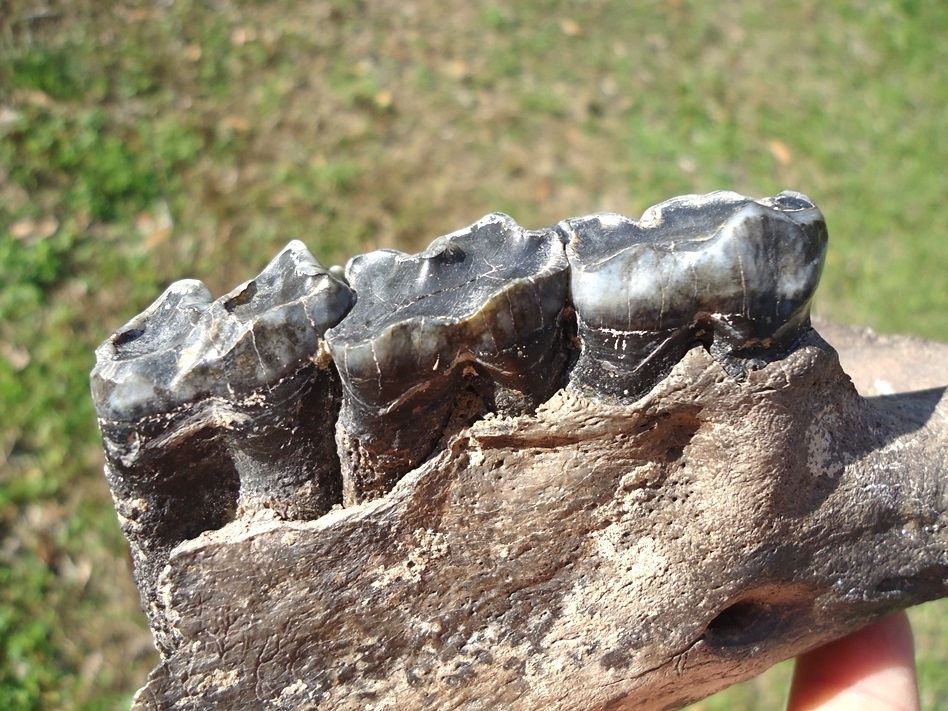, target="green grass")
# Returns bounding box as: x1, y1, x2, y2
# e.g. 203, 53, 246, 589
0, 1, 946, 709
